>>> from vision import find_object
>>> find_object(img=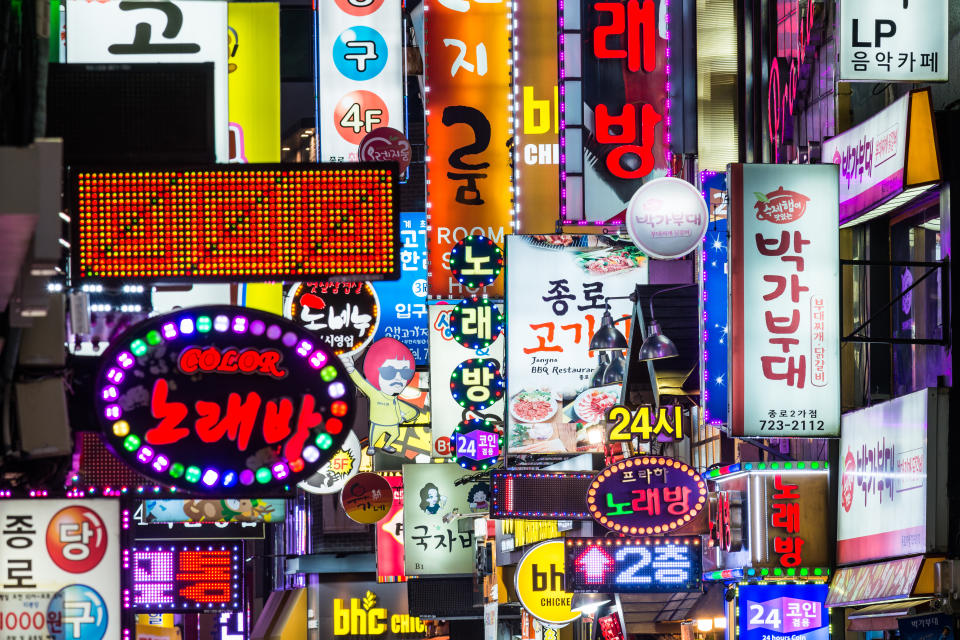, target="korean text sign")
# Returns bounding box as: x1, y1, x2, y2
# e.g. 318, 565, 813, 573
65, 0, 229, 162
506, 235, 646, 455
839, 0, 948, 82
425, 0, 512, 297
317, 0, 403, 162
728, 164, 840, 437
376, 475, 406, 582
738, 584, 829, 640
836, 388, 946, 565
429, 304, 505, 458
564, 538, 702, 593
401, 463, 478, 576
0, 499, 120, 640
127, 543, 241, 611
